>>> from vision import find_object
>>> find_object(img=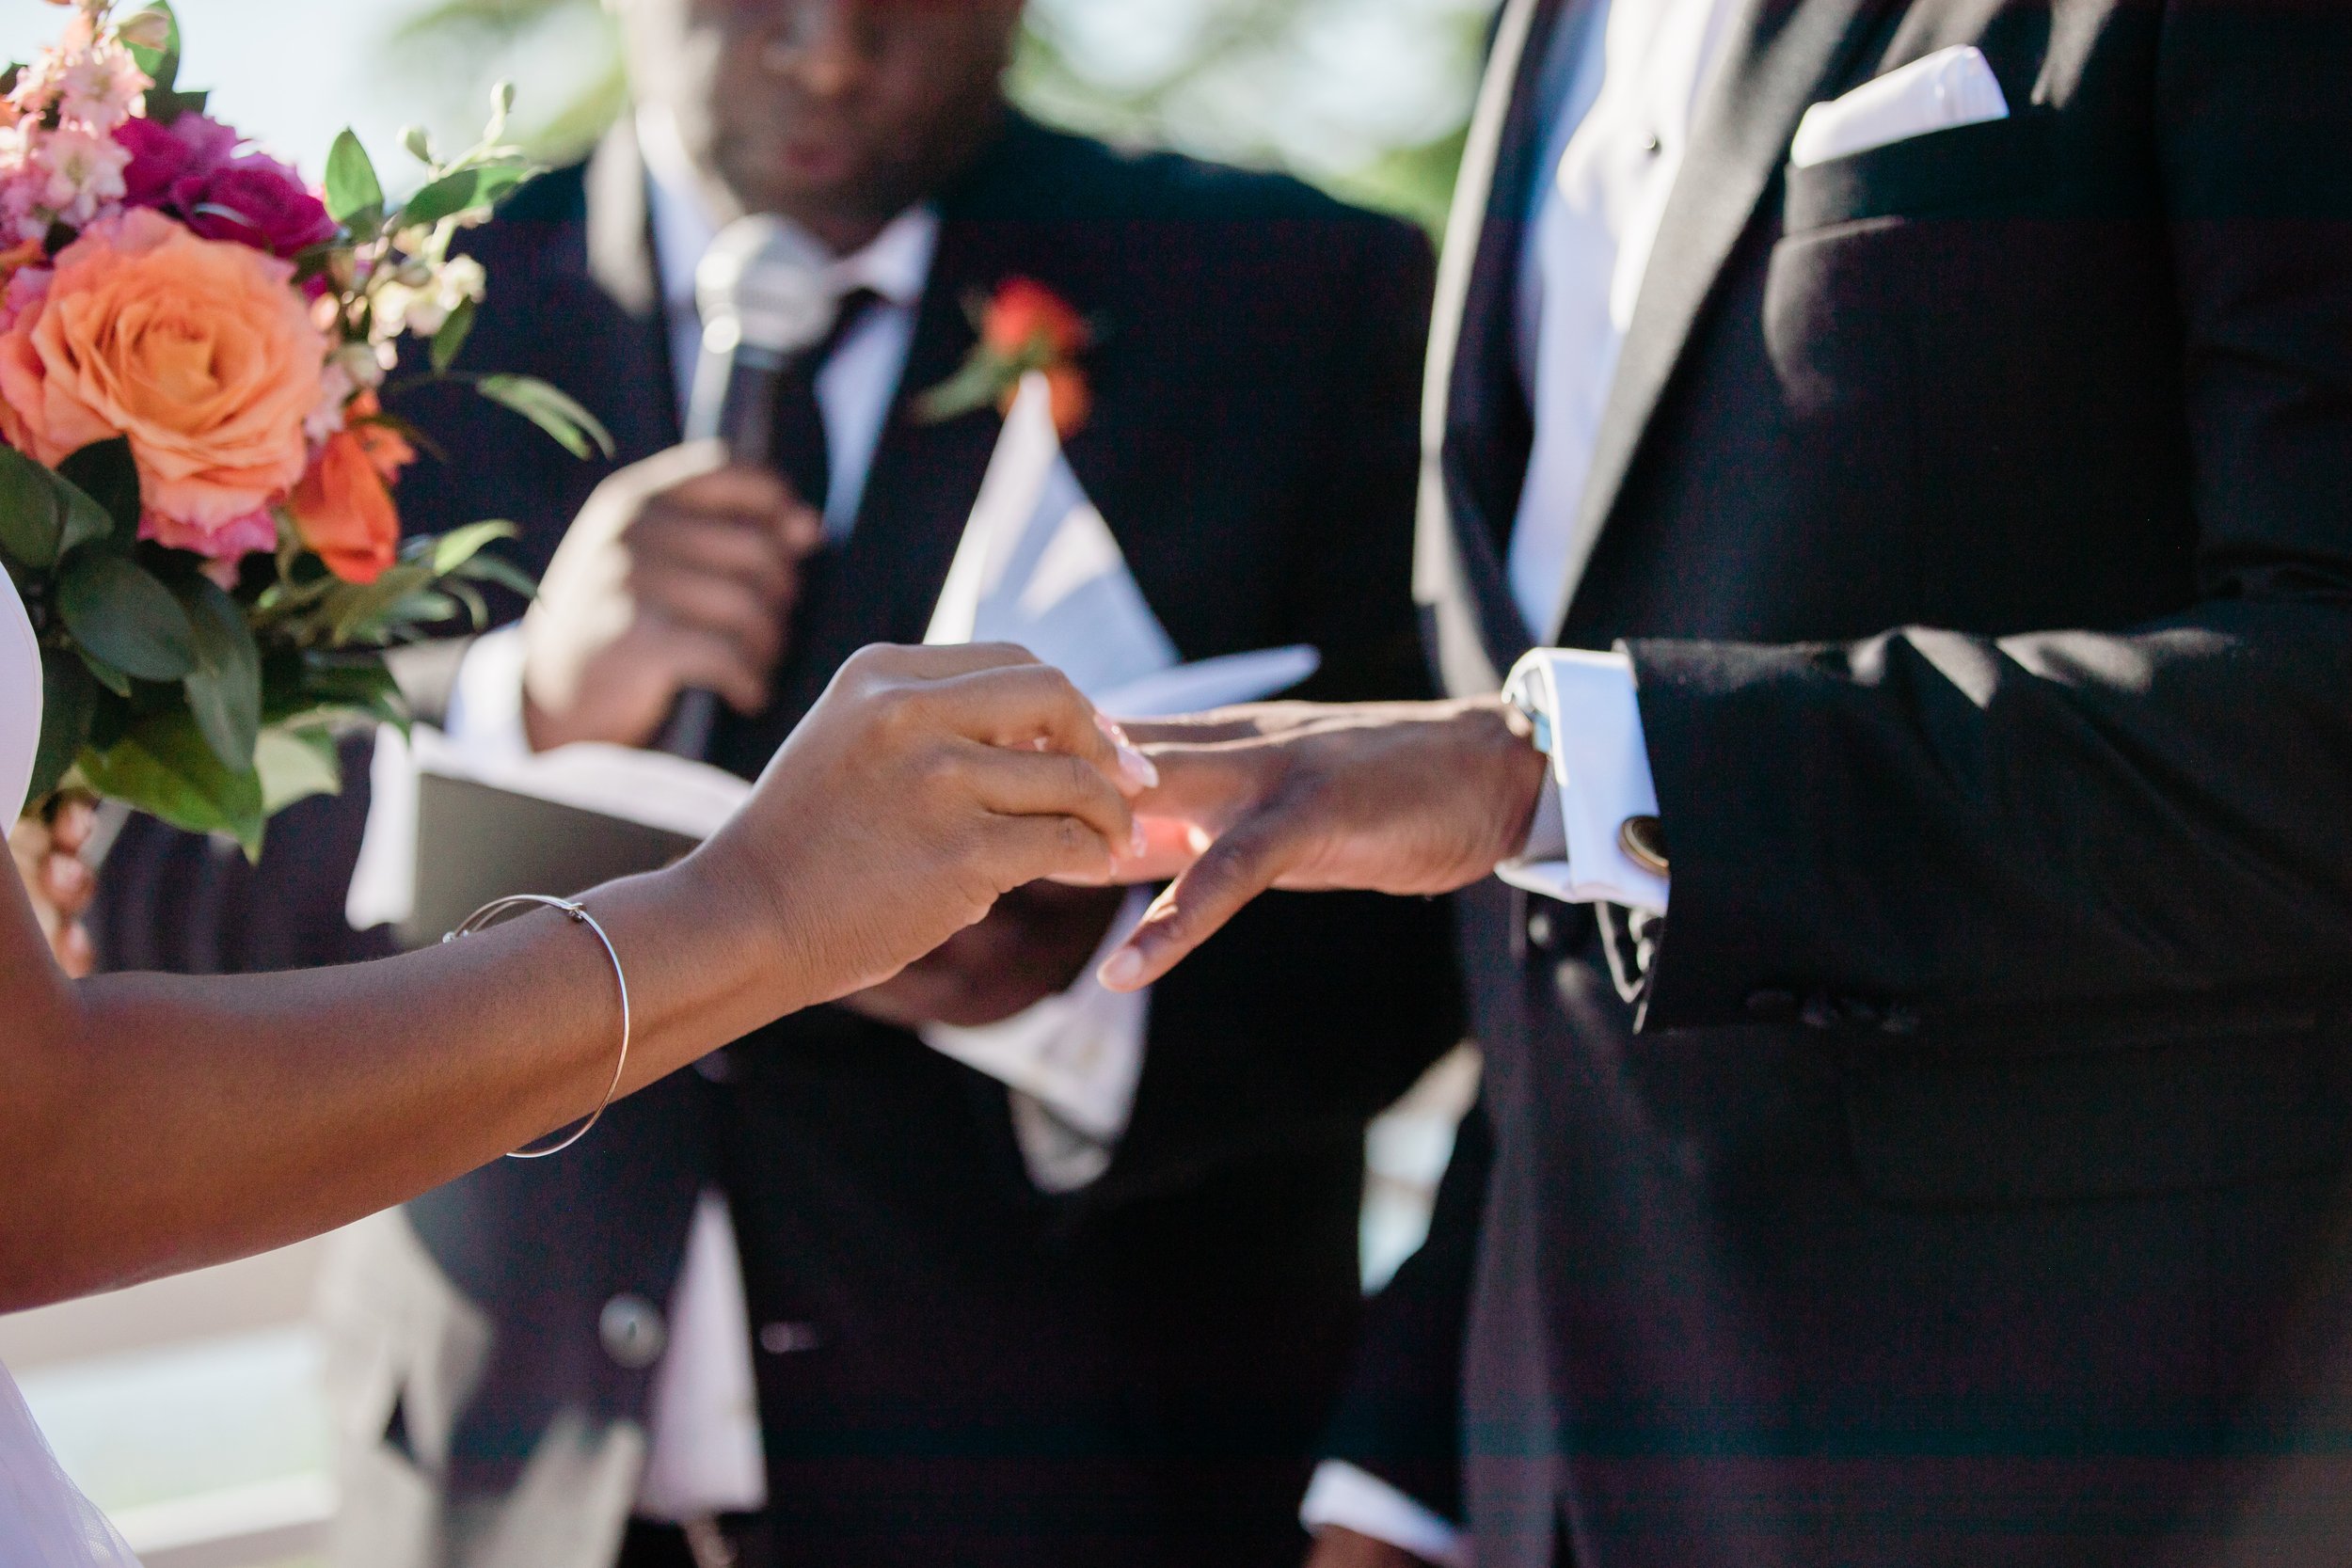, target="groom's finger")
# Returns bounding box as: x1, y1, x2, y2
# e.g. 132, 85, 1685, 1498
1097, 810, 1295, 990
